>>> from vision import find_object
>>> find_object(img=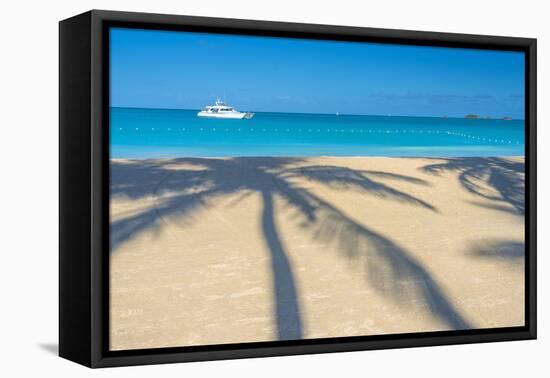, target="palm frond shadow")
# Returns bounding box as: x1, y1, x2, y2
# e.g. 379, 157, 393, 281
420, 157, 524, 215
284, 165, 437, 211
273, 175, 470, 330
111, 157, 470, 340
468, 239, 524, 262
